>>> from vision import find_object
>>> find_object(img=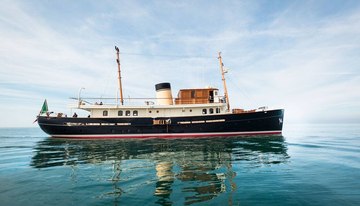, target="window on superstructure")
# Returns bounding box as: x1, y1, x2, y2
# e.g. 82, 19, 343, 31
133, 111, 138, 116
216, 108, 221, 113
118, 111, 123, 116
191, 90, 195, 98
125, 110, 131, 116
202, 109, 207, 114
209, 108, 214, 114
103, 111, 108, 116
